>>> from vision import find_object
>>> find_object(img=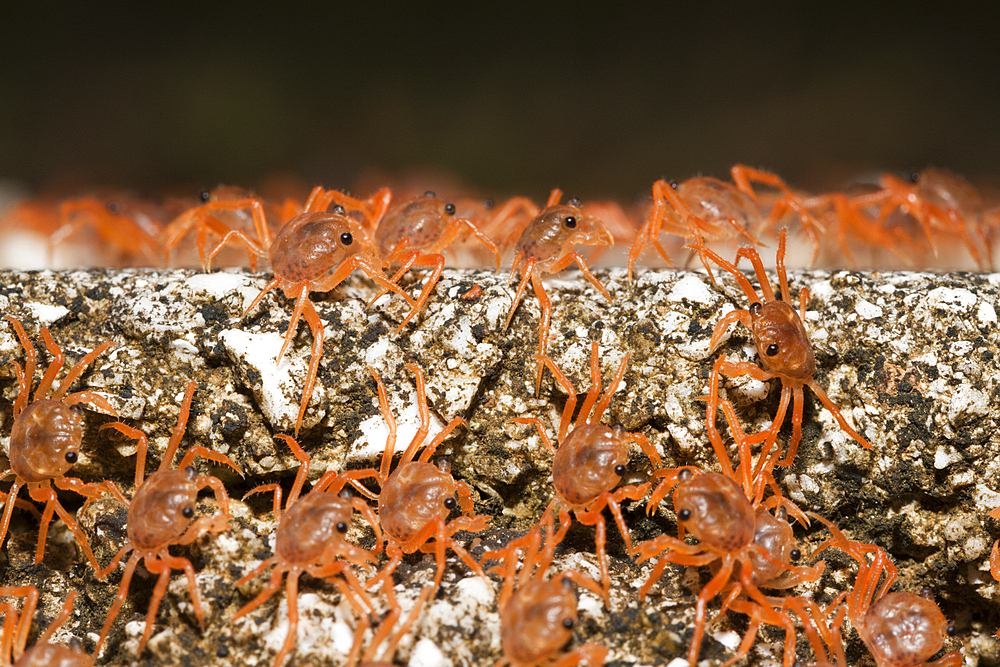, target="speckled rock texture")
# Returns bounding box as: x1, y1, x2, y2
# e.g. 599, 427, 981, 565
0, 266, 997, 666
